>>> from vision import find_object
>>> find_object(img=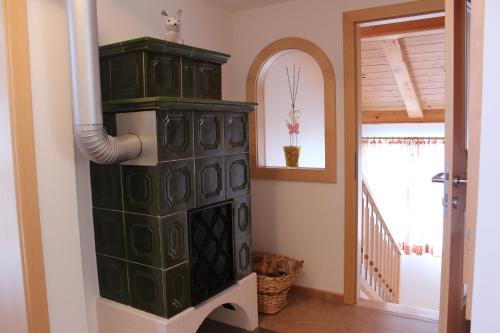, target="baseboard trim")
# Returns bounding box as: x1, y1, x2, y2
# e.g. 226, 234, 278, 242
289, 285, 344, 303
